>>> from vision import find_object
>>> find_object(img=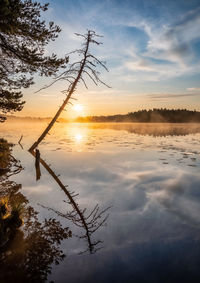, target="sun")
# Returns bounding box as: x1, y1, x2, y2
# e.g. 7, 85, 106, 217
73, 104, 83, 112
